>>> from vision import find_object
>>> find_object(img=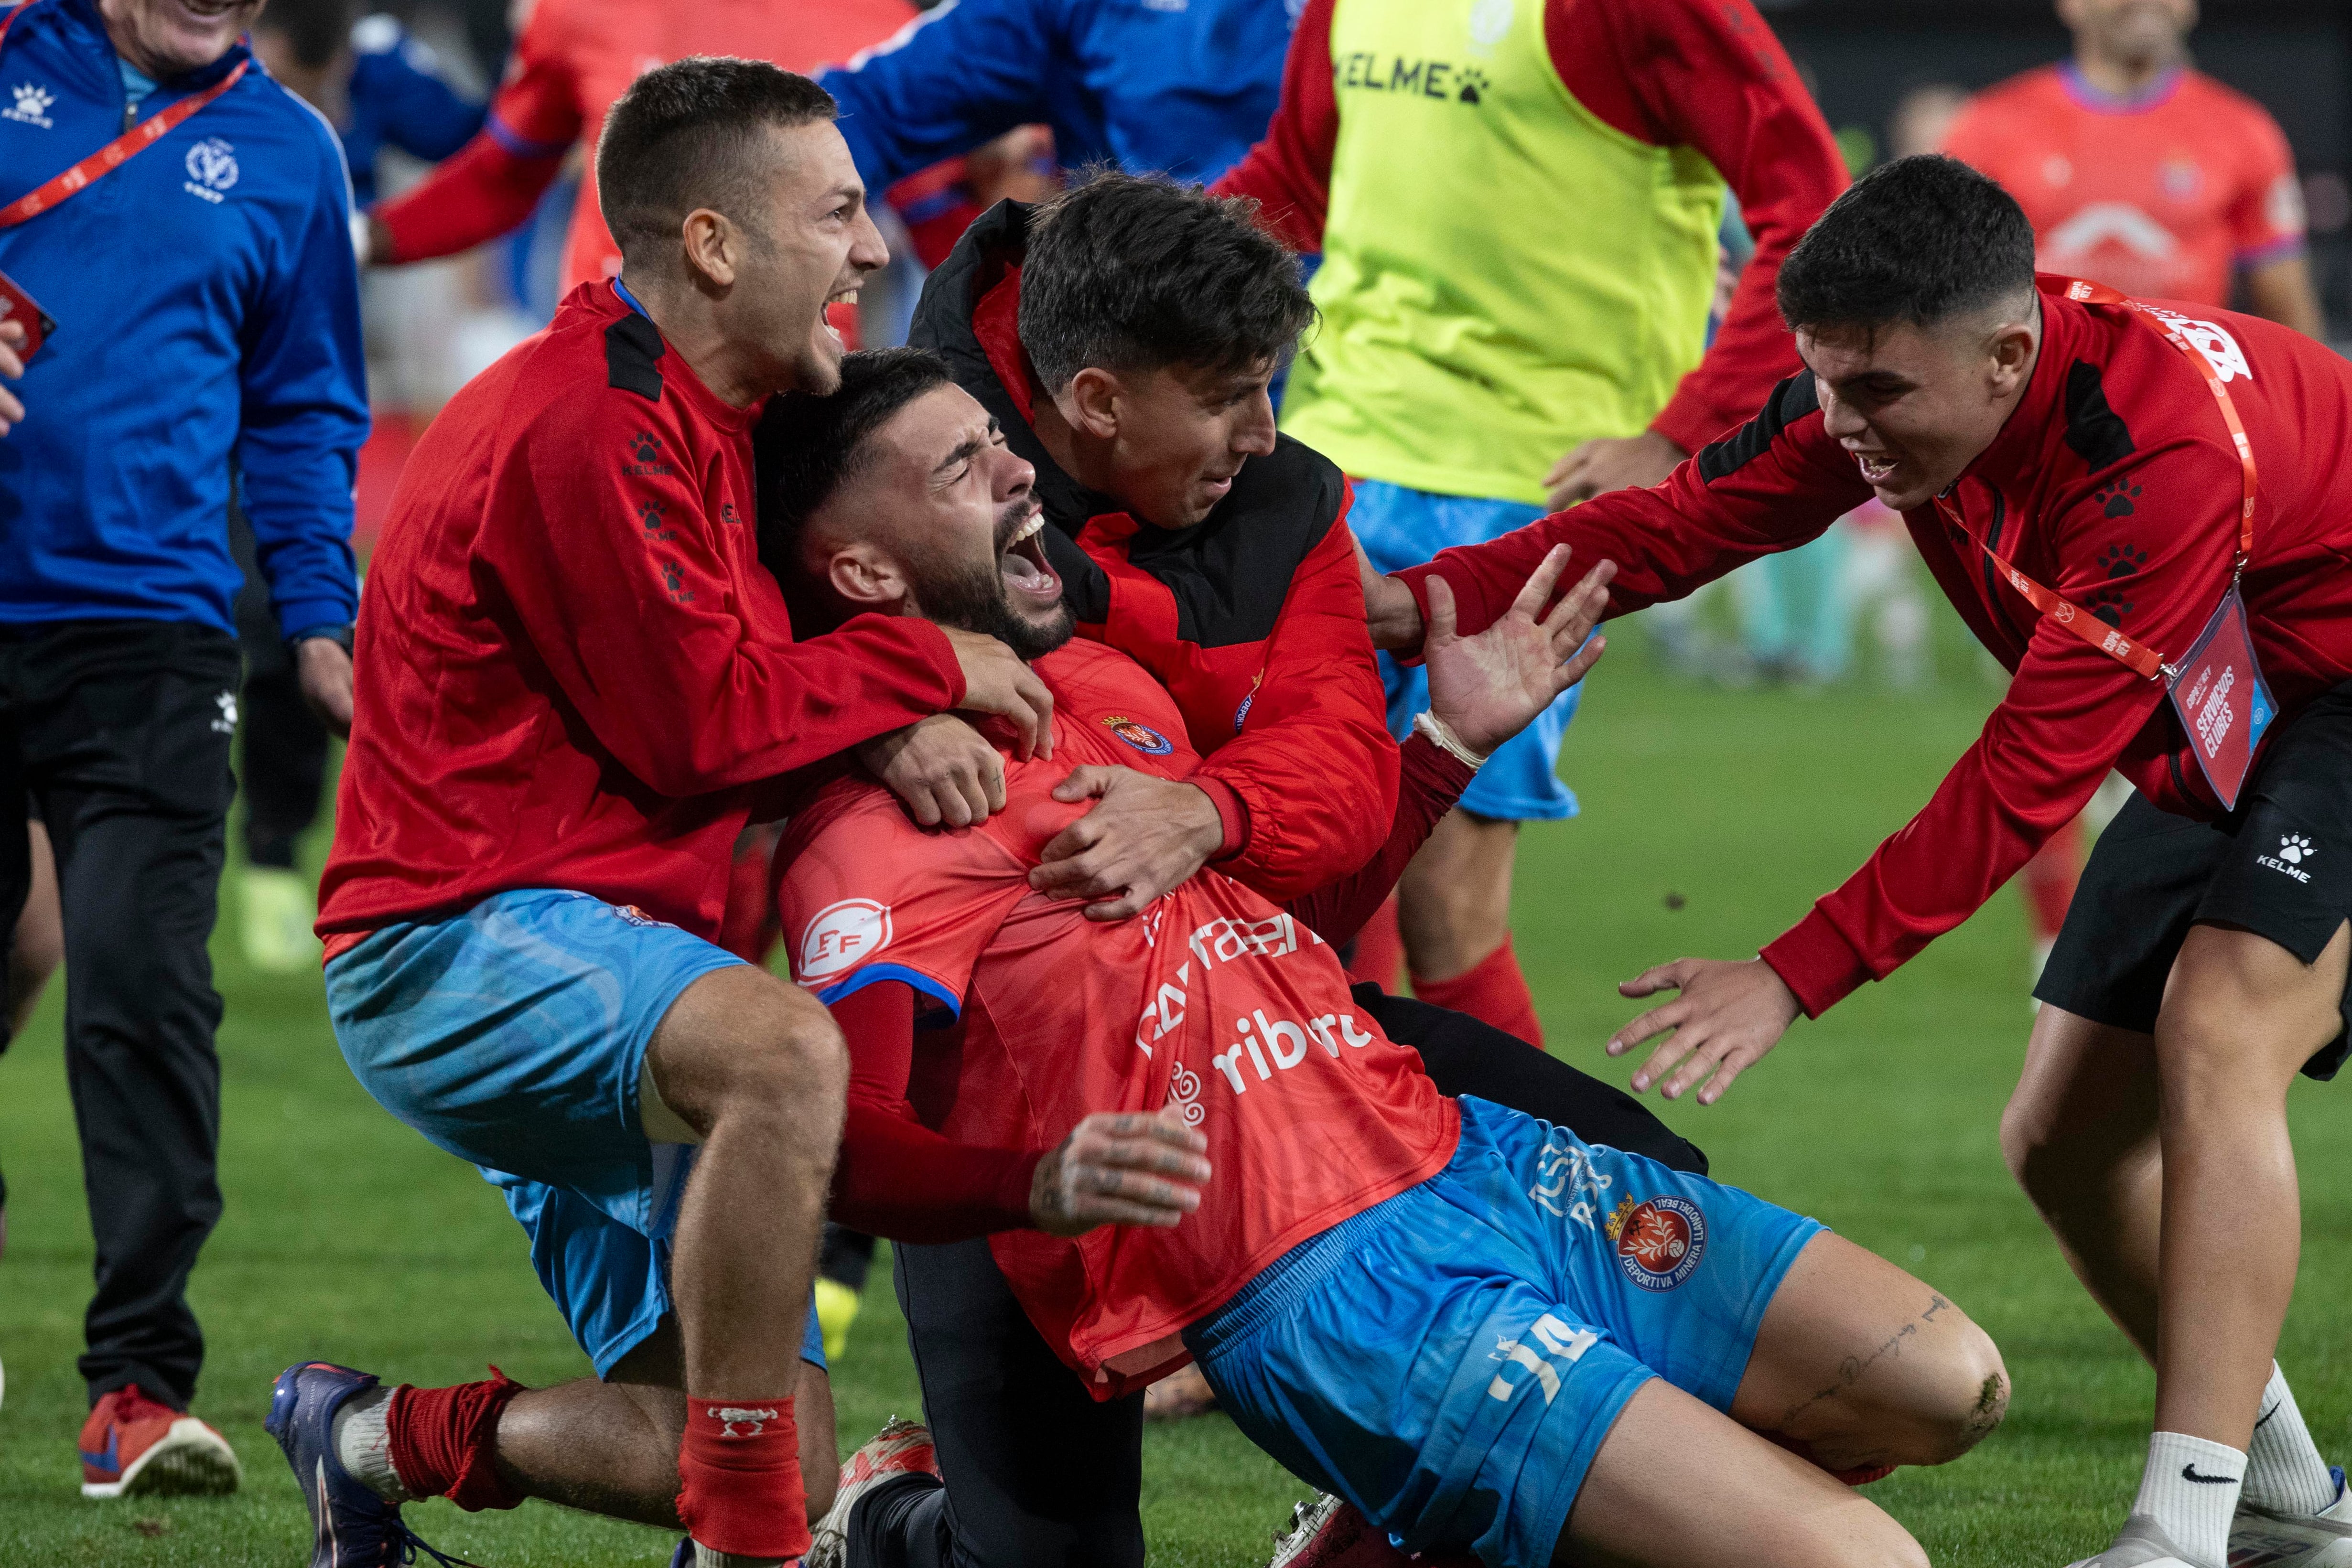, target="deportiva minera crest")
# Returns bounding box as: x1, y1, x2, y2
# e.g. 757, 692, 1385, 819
1607, 1195, 1706, 1291
1101, 714, 1174, 755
